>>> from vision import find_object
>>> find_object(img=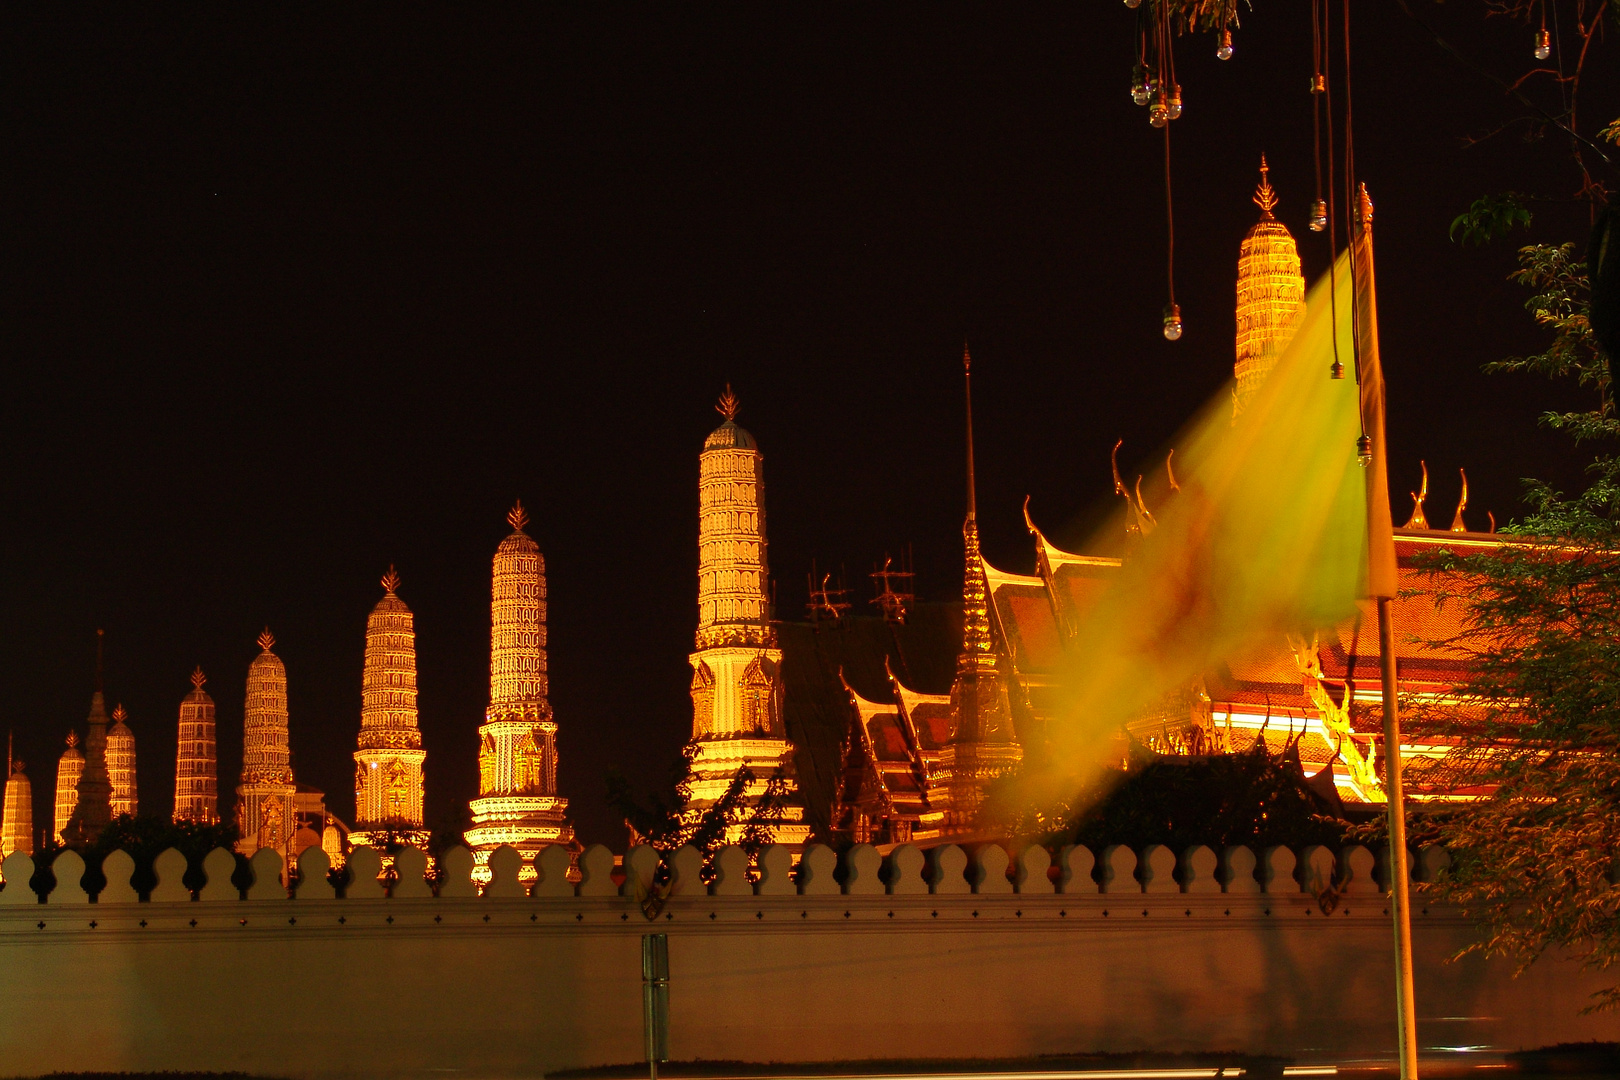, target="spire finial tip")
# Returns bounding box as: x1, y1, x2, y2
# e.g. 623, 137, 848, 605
507, 500, 529, 532
716, 384, 740, 421
381, 564, 400, 594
